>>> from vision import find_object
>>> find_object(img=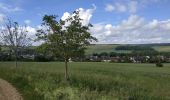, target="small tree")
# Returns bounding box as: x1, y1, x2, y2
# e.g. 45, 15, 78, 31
155, 55, 164, 67
36, 11, 97, 79
0, 19, 31, 68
